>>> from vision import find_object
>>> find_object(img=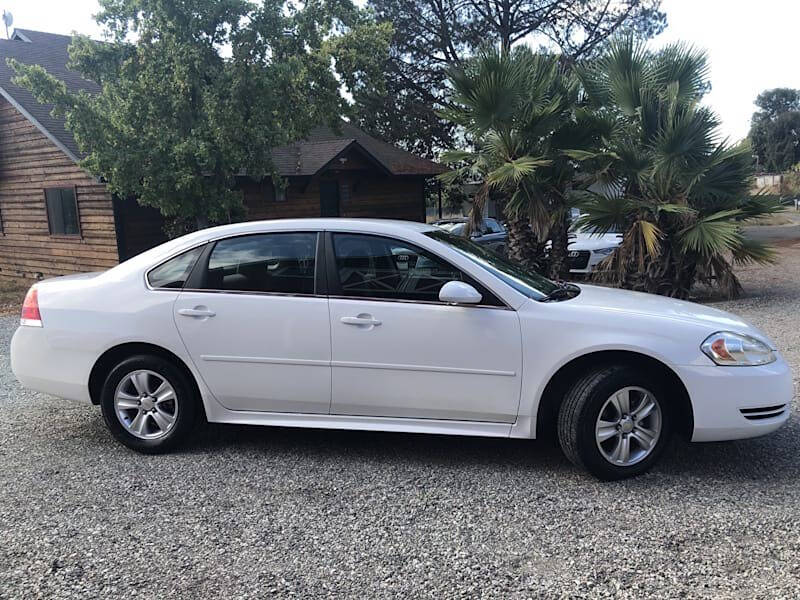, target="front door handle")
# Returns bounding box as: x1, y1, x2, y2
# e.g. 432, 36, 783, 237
178, 307, 216, 318
340, 315, 382, 327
